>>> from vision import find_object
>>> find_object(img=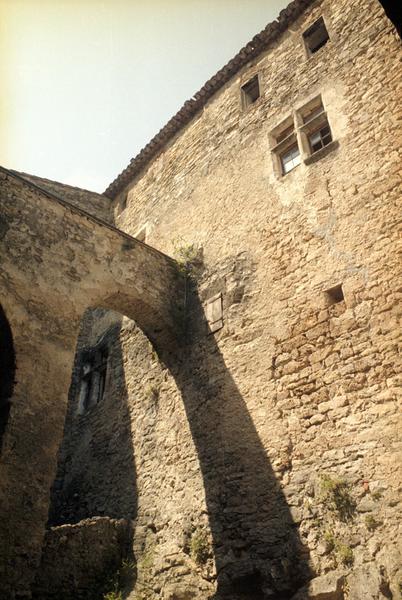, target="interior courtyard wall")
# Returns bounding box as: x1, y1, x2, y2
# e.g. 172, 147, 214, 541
97, 0, 400, 595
